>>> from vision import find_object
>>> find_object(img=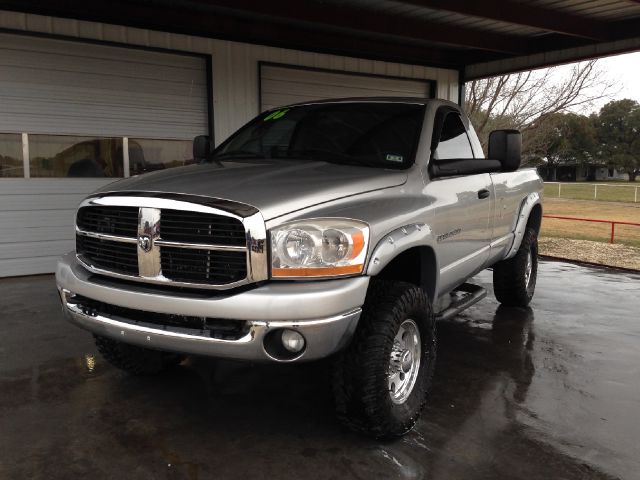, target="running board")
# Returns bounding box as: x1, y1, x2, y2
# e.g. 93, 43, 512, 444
435, 283, 487, 321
